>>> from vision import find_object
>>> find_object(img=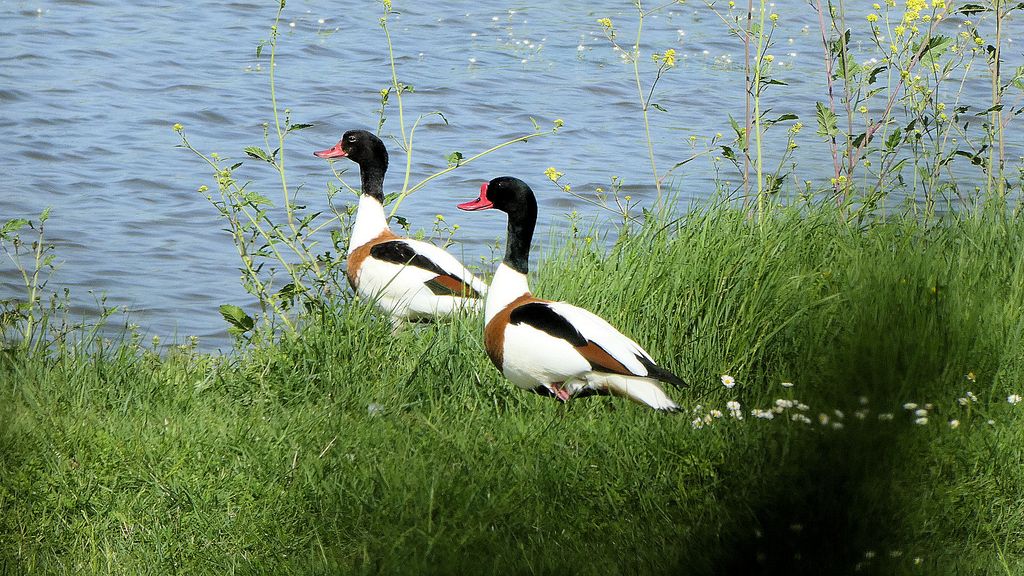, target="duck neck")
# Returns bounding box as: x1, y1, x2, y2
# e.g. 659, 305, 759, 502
484, 196, 537, 324
503, 192, 536, 276
360, 163, 386, 204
